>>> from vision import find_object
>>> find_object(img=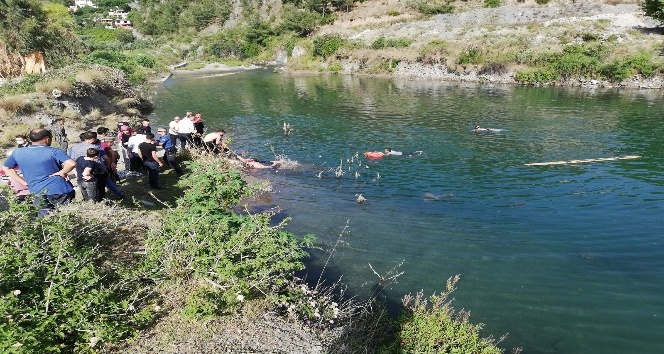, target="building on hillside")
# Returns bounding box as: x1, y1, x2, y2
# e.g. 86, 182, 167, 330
74, 0, 96, 8
108, 9, 129, 19
113, 19, 133, 29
